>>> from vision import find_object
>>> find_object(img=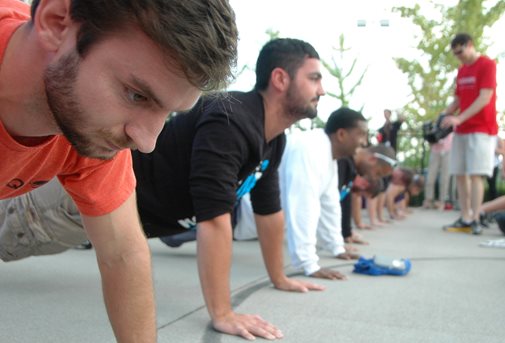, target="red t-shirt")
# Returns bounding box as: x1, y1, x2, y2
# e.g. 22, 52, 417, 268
0, 0, 135, 216
455, 55, 498, 135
